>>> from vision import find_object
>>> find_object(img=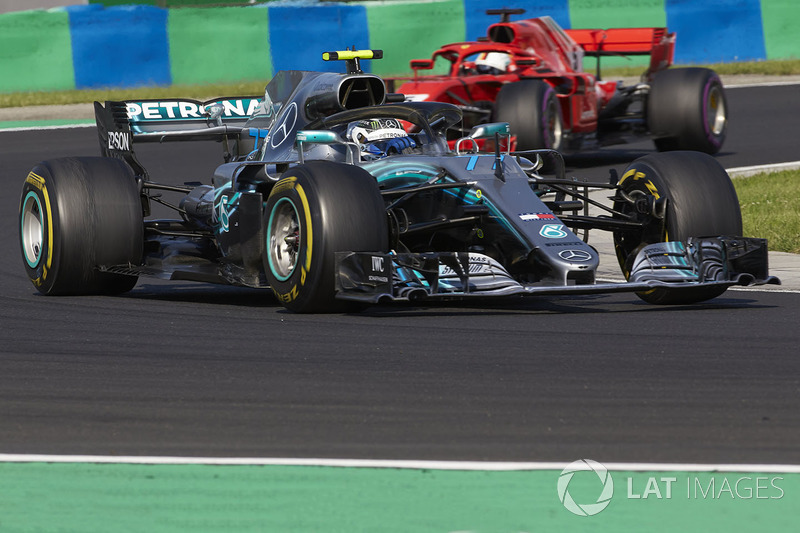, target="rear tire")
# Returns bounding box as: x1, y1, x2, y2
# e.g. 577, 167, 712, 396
494, 80, 563, 151
19, 157, 143, 295
612, 151, 742, 304
264, 161, 388, 313
648, 67, 727, 154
